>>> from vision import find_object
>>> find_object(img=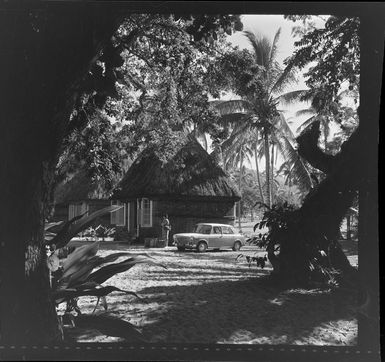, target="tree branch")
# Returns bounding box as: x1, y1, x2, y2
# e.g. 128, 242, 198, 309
296, 120, 336, 174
